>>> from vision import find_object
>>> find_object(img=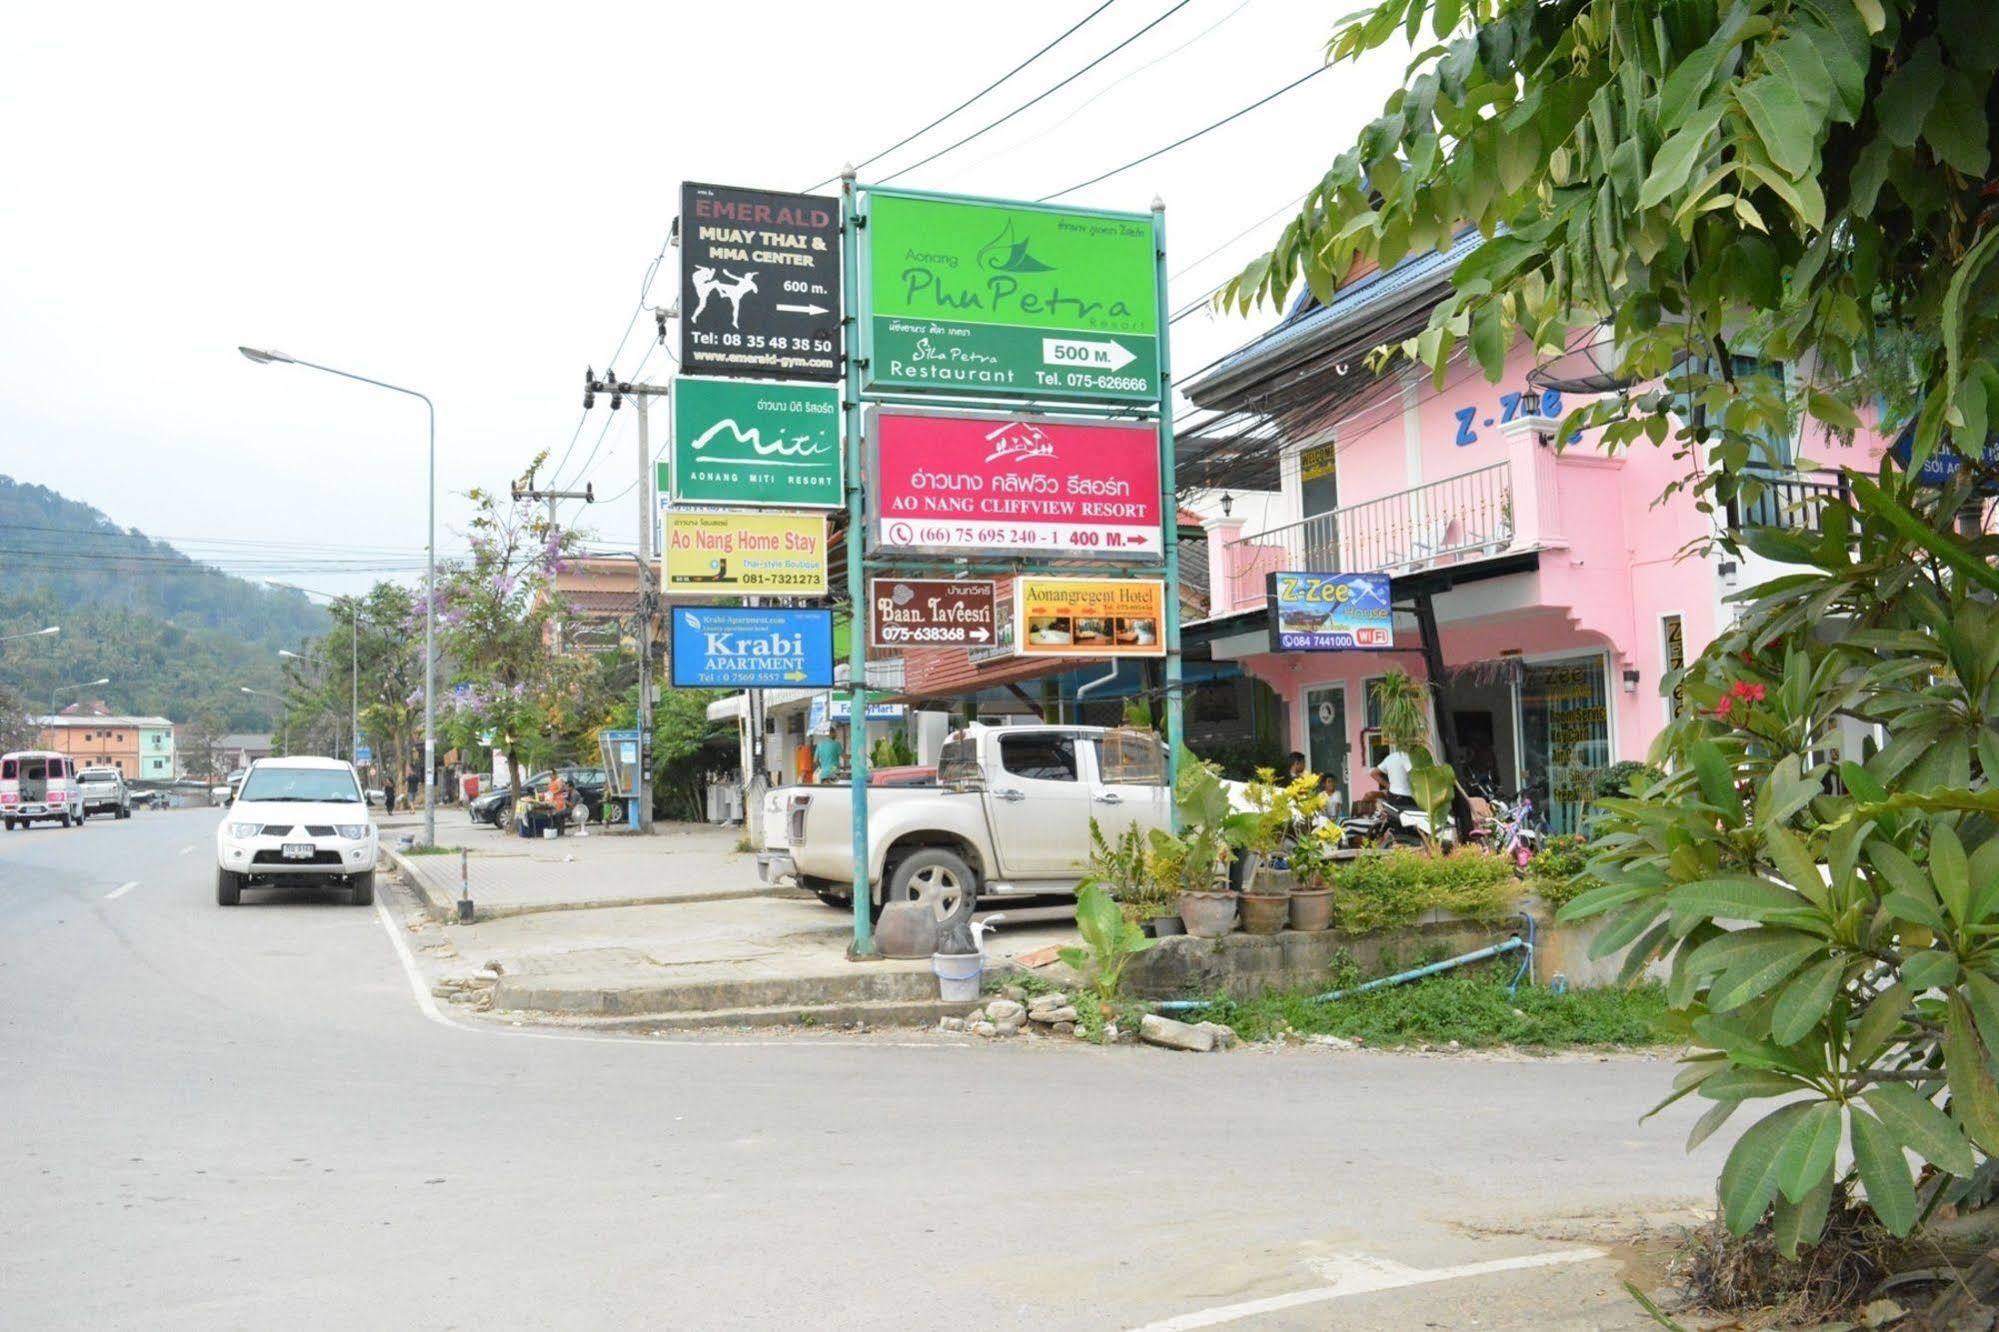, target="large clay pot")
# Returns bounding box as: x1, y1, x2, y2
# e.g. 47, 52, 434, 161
1239, 893, 1289, 935
1288, 888, 1335, 932
1178, 891, 1238, 938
